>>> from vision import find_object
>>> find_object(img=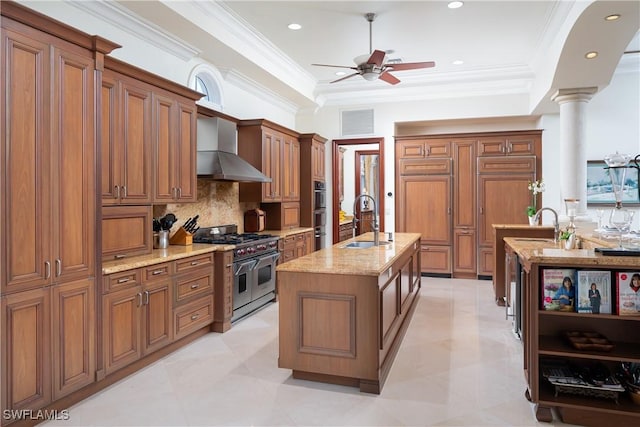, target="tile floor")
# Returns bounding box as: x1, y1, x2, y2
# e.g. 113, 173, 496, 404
43, 278, 577, 426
